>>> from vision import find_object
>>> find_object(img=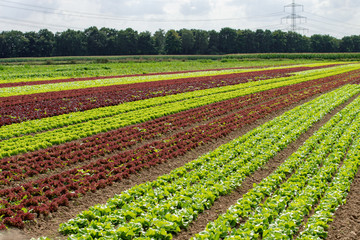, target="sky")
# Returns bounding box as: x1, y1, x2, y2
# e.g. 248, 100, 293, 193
0, 0, 360, 38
